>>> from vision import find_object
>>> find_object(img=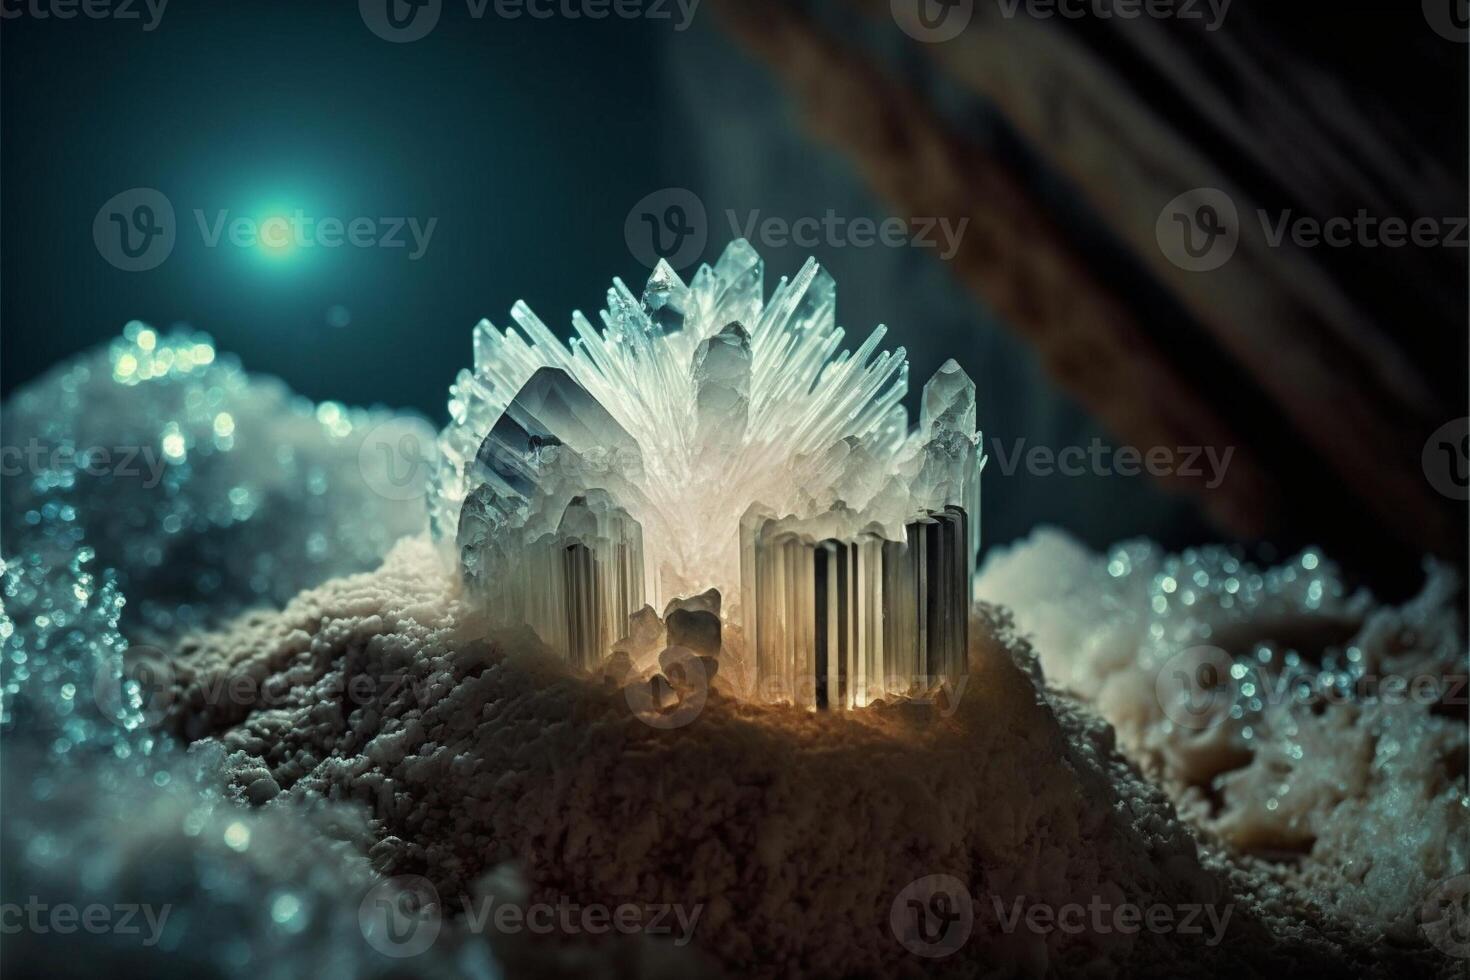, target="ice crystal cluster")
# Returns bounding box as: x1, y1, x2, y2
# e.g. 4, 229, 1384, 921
977, 530, 1468, 935
2, 322, 431, 640
2, 325, 1463, 978
431, 241, 986, 707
